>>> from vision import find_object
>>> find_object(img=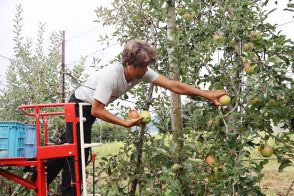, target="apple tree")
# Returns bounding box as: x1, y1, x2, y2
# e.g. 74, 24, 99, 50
95, 0, 294, 195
